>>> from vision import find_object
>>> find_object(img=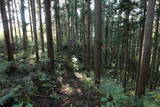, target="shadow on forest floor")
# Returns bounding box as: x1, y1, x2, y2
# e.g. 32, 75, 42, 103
58, 69, 99, 107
